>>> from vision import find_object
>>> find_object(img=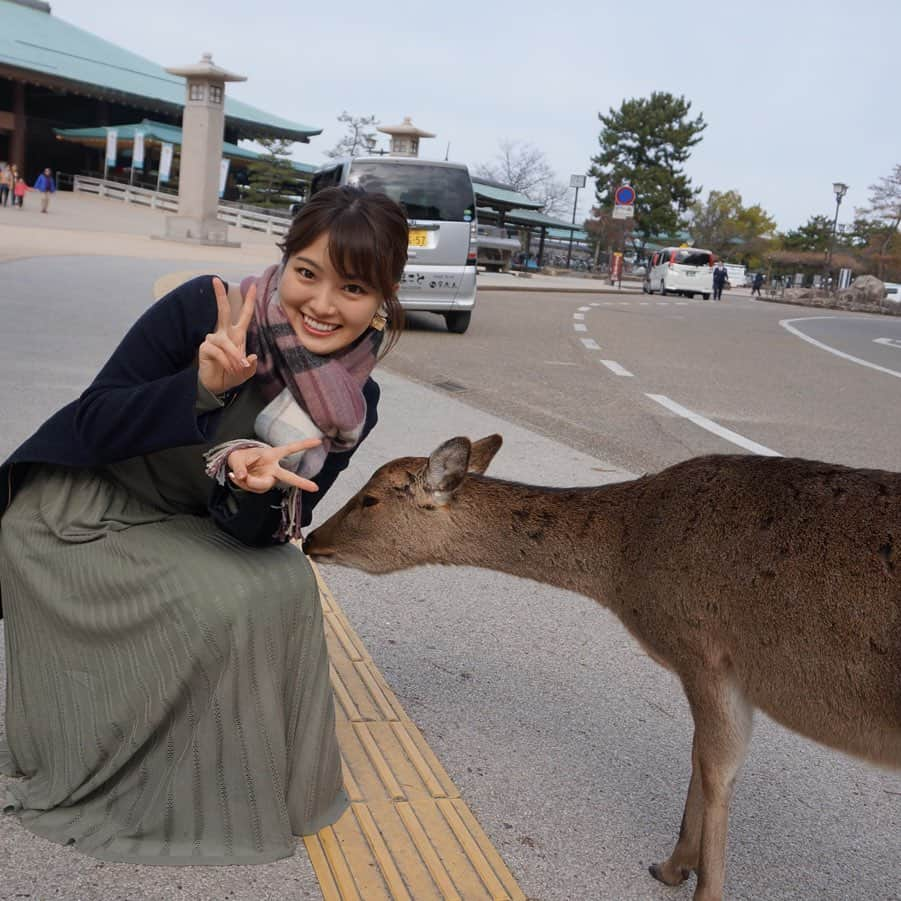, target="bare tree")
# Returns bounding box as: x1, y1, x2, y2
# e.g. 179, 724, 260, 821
857, 164, 901, 279
325, 111, 381, 159
476, 139, 570, 217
